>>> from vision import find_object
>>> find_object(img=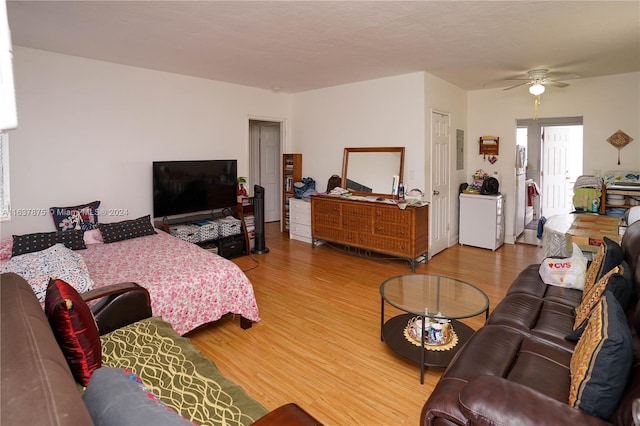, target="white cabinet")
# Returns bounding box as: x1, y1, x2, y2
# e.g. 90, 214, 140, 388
289, 198, 312, 243
459, 193, 504, 251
